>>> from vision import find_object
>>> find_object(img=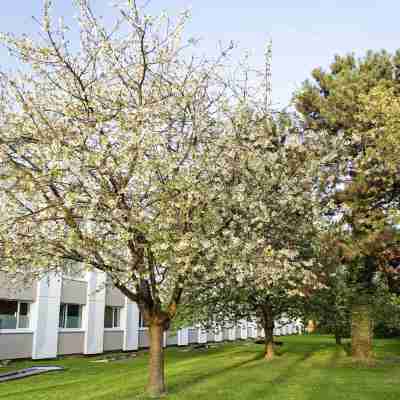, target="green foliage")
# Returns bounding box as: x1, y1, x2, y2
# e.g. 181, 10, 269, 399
304, 269, 352, 339
295, 50, 400, 309
372, 290, 400, 338
295, 50, 400, 137
374, 322, 400, 339
176, 112, 340, 332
